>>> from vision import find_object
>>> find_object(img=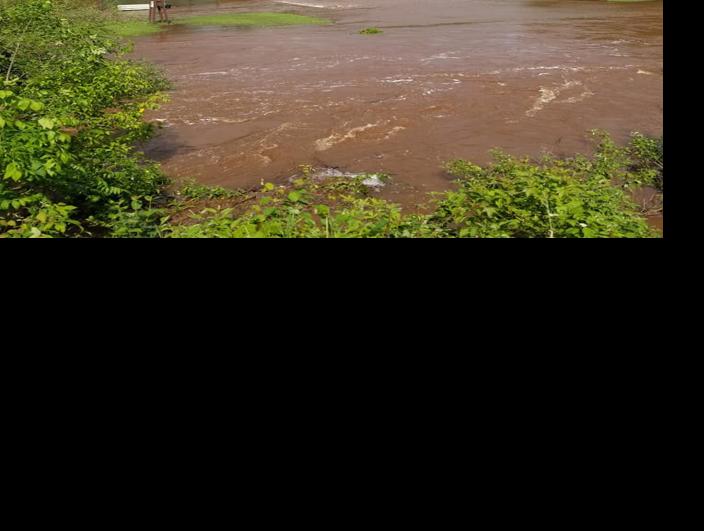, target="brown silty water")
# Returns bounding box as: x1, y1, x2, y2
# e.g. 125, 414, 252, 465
135, 0, 663, 206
